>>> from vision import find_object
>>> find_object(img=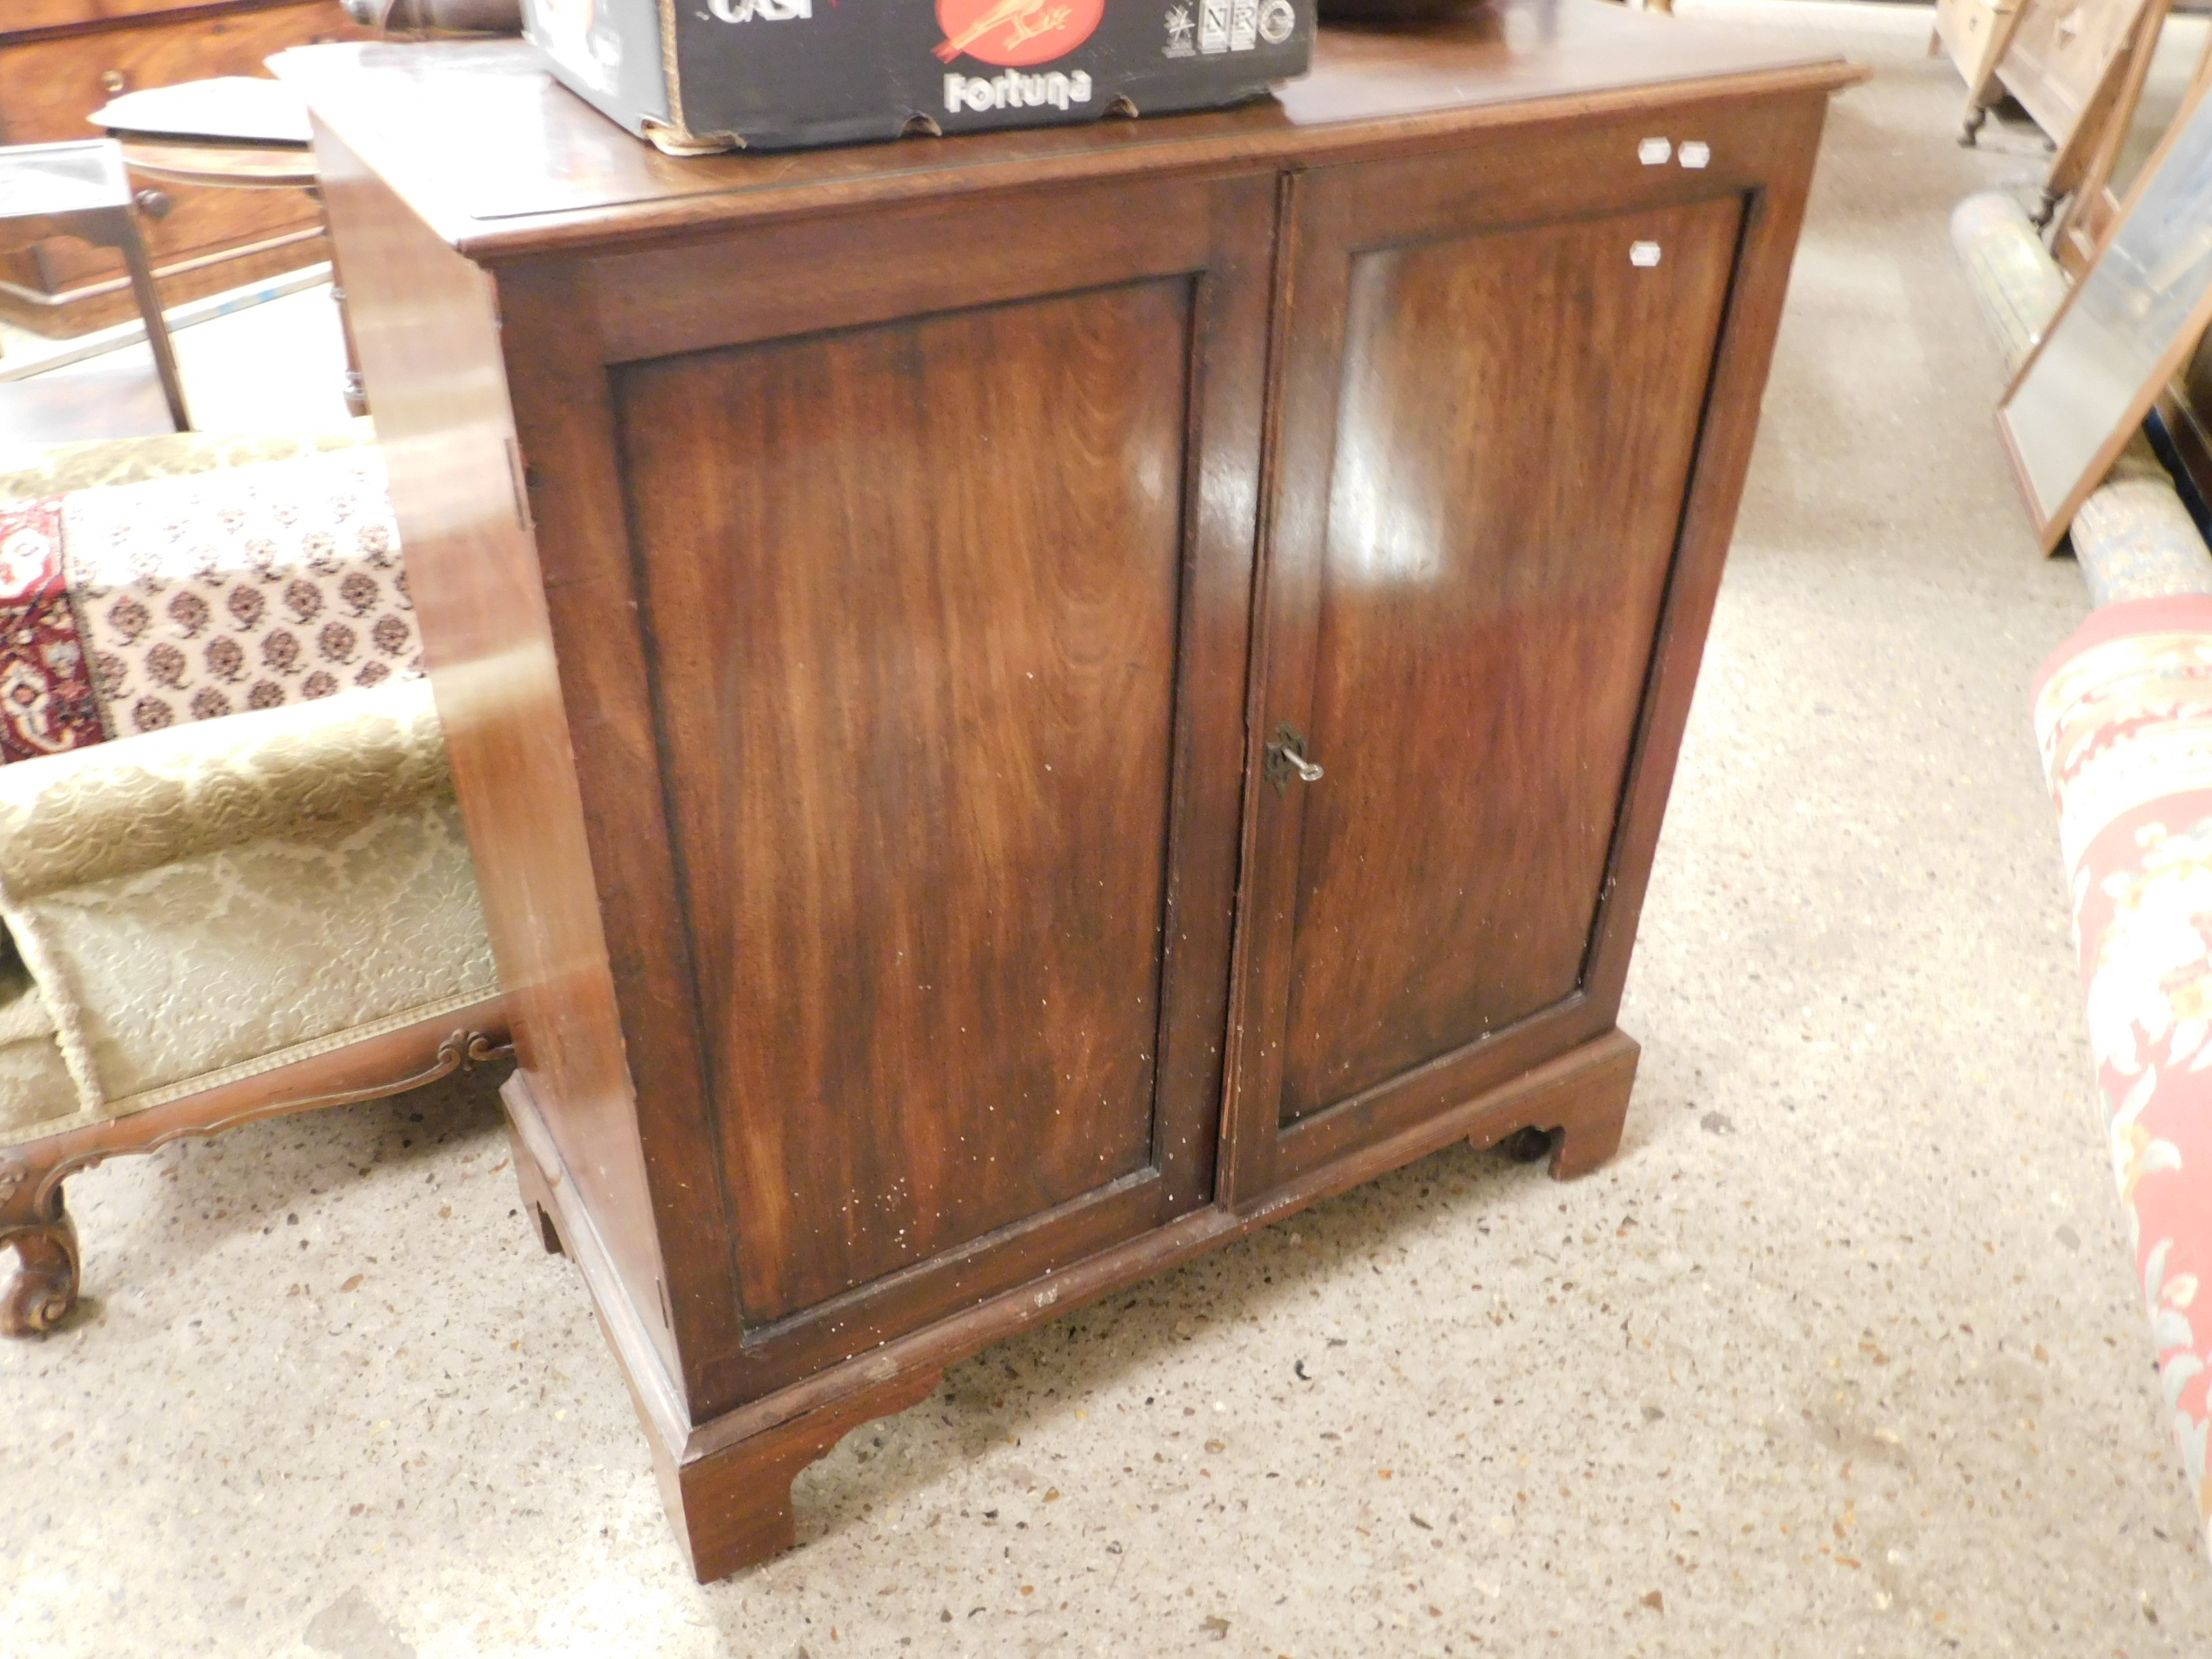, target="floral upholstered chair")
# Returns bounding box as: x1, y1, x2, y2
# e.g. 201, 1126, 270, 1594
0, 426, 504, 1334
